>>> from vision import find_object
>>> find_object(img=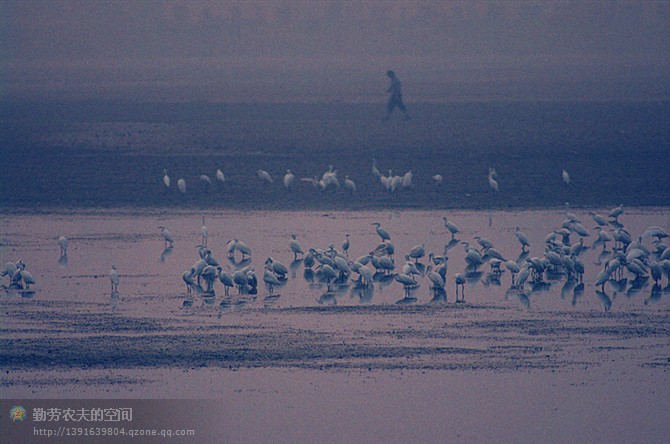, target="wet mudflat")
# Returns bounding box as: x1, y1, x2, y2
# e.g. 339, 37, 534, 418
1, 208, 669, 442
